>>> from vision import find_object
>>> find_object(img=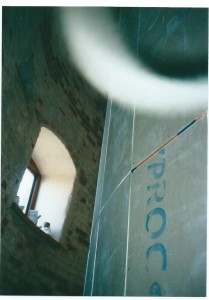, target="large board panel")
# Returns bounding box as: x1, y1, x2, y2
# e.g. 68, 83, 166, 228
132, 109, 207, 170
93, 176, 130, 295
127, 116, 207, 296
101, 101, 133, 206
84, 99, 112, 295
